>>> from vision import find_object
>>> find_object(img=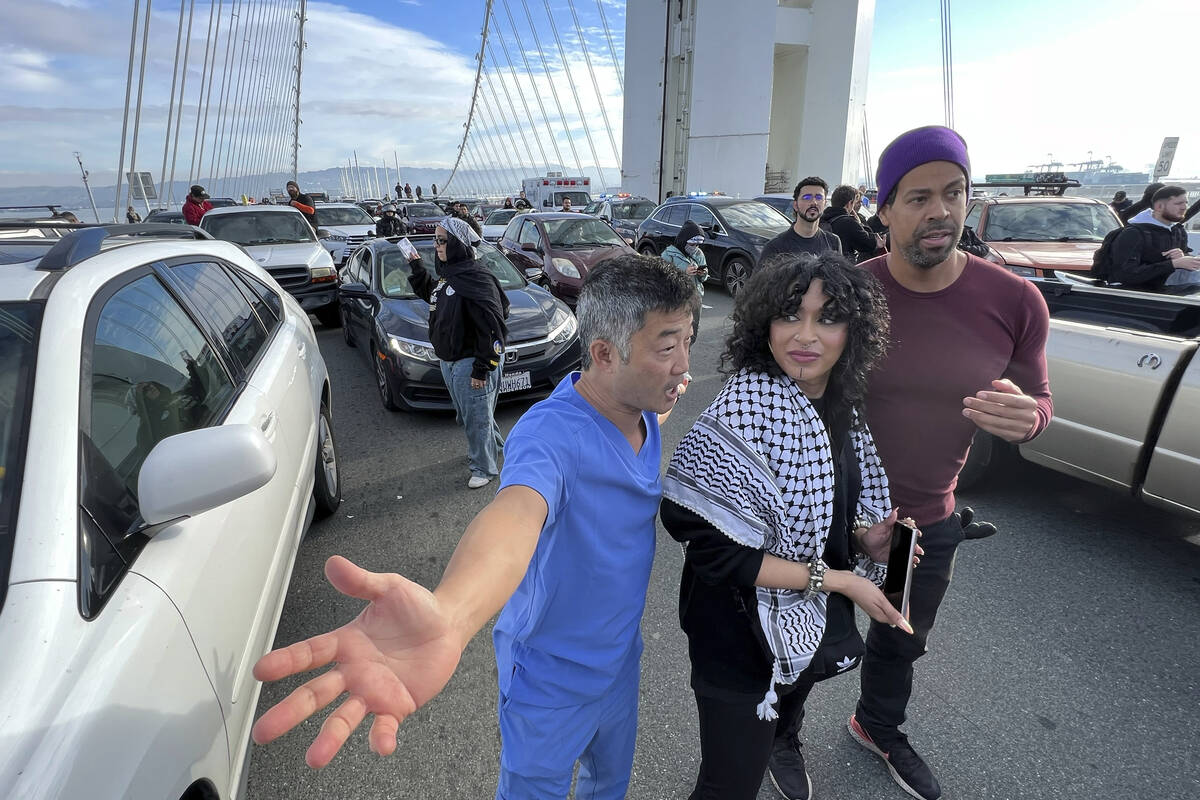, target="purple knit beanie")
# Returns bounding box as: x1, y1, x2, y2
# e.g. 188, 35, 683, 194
876, 126, 970, 209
